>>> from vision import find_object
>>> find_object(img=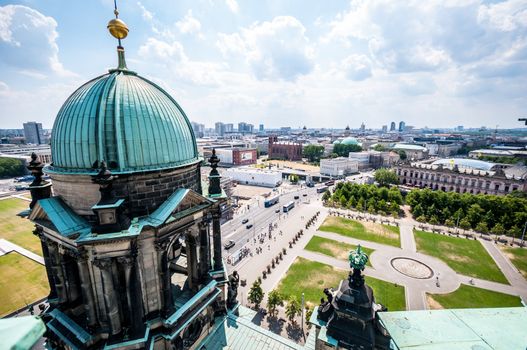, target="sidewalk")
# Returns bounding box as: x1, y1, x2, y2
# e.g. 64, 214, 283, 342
0, 239, 44, 264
